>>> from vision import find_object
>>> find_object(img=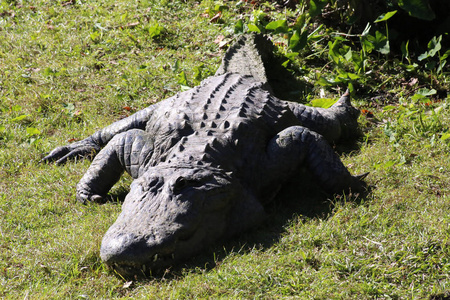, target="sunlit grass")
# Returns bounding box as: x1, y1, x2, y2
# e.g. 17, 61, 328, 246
1, 0, 450, 299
